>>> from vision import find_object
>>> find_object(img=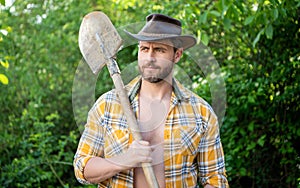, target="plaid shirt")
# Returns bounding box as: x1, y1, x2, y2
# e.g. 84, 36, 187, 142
74, 76, 228, 188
